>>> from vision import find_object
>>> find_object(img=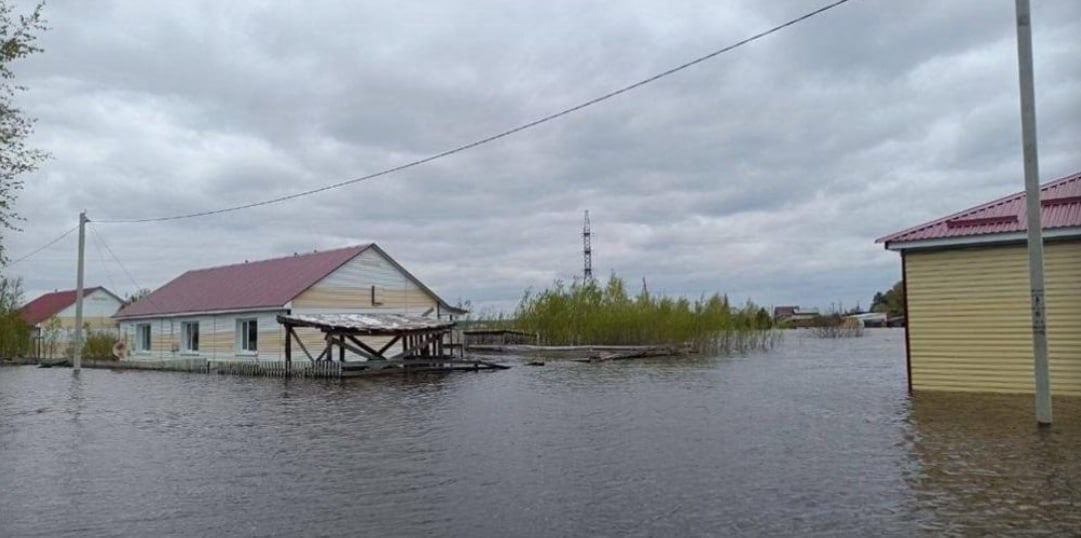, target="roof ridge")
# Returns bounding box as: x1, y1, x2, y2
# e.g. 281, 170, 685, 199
27, 285, 102, 298
183, 243, 371, 274
113, 243, 377, 319
876, 170, 1081, 243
